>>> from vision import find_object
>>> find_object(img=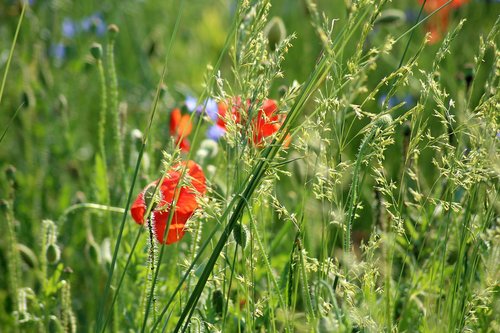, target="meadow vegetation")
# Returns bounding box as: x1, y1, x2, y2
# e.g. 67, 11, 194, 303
0, 0, 499, 332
